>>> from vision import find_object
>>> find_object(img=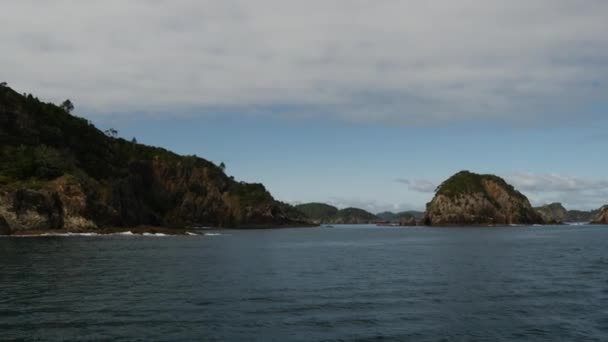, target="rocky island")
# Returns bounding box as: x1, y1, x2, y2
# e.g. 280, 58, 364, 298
423, 171, 544, 226
0, 86, 312, 235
